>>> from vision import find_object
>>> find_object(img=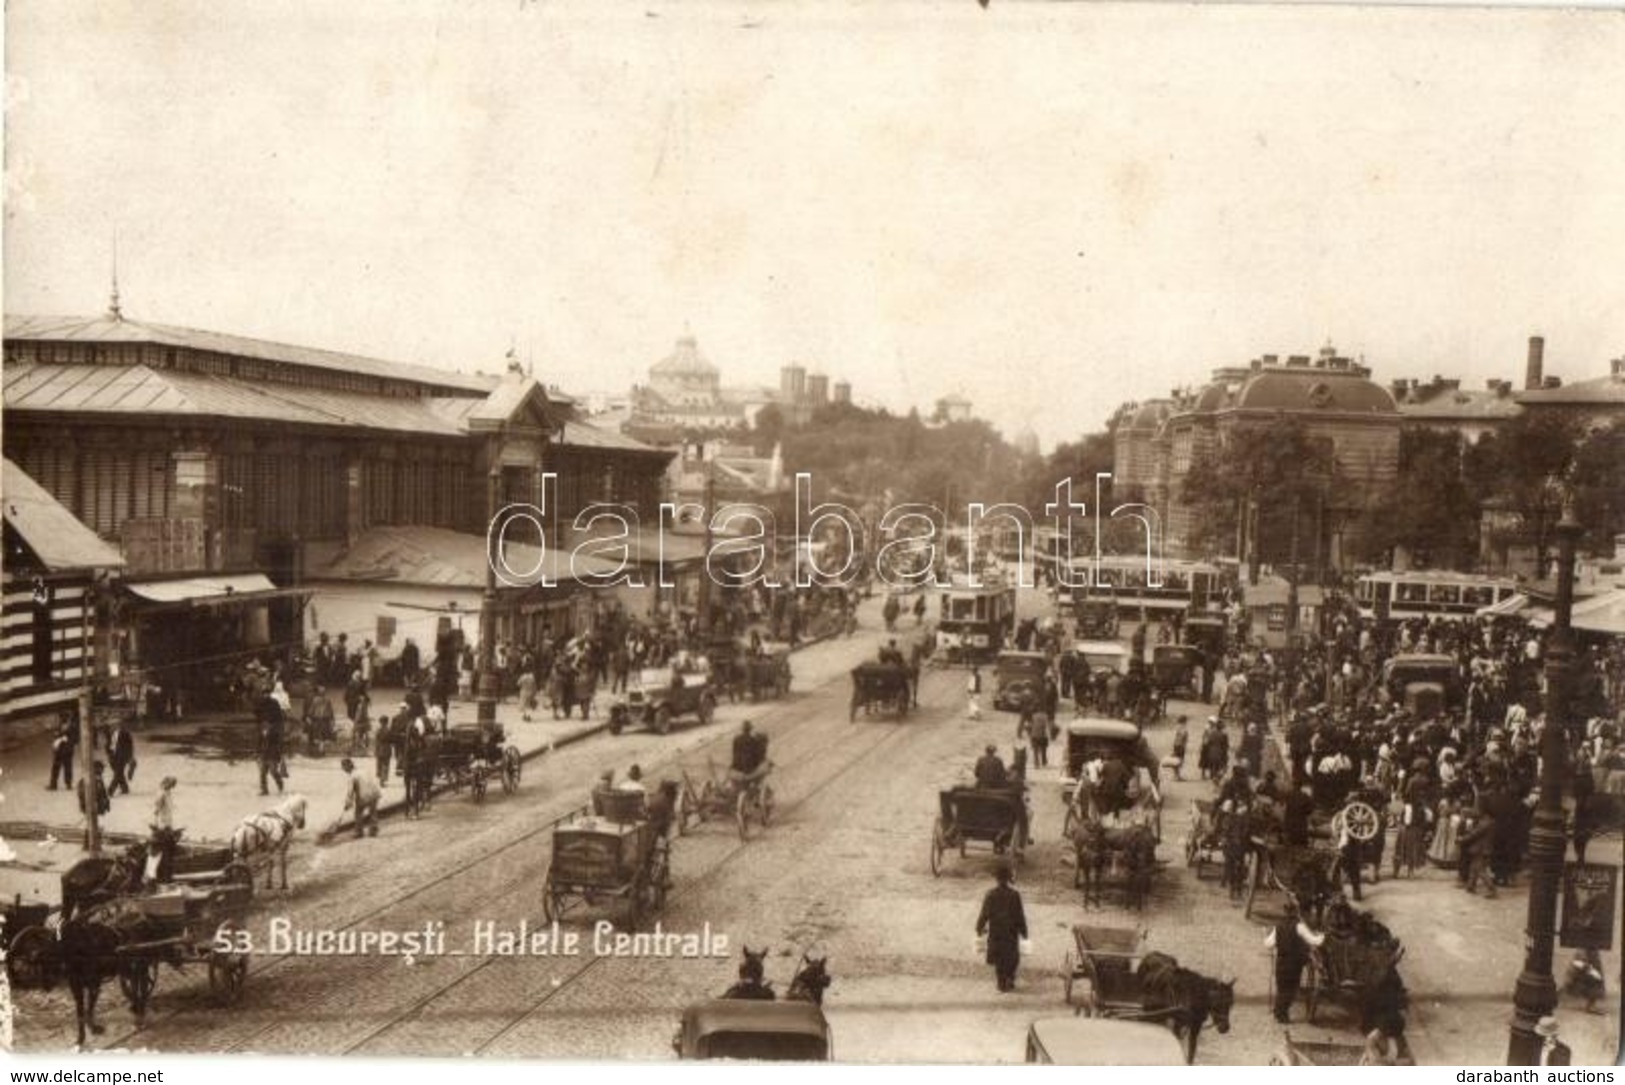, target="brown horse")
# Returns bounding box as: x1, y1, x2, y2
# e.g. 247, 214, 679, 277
1136, 950, 1235, 1064
722, 944, 775, 1000
786, 953, 831, 1006
1070, 819, 1156, 911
